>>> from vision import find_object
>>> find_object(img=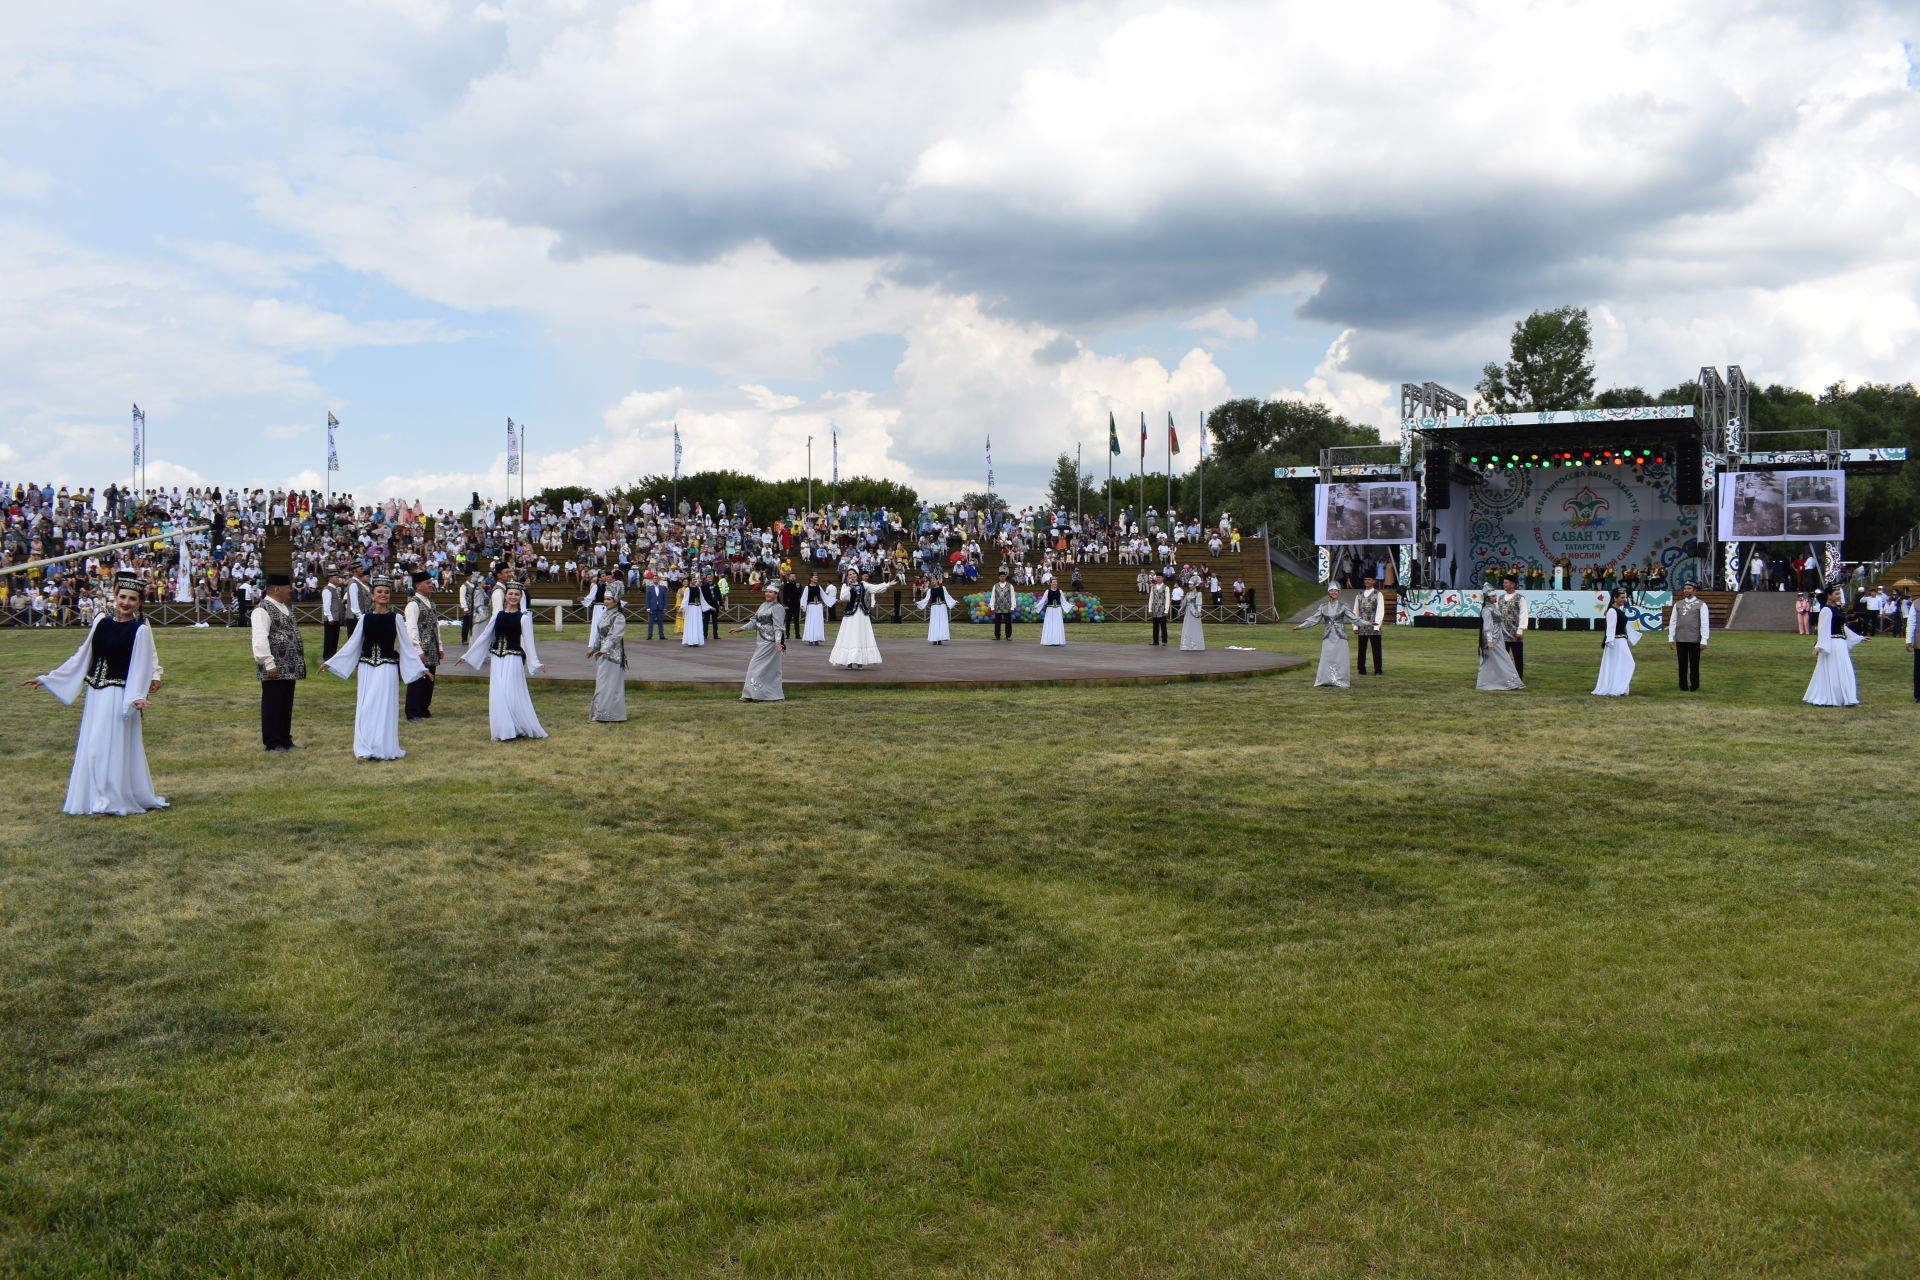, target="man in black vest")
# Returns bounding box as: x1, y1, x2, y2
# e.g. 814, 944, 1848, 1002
320, 567, 347, 659
251, 572, 307, 751
989, 567, 1017, 640
404, 571, 442, 720
779, 573, 802, 639
700, 571, 724, 639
